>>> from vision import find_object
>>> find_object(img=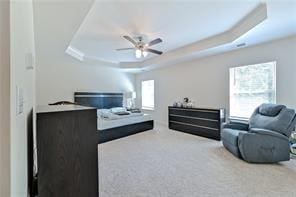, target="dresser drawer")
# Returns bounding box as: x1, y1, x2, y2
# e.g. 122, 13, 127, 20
169, 121, 220, 140
169, 114, 219, 129
169, 108, 220, 120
